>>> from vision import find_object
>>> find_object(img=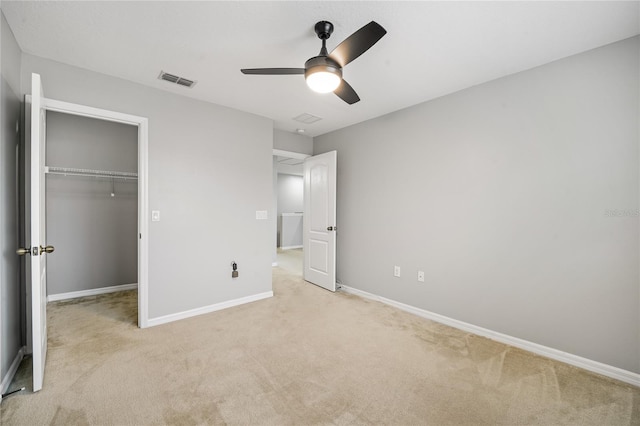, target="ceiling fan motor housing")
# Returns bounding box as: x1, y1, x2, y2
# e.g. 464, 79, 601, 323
314, 21, 334, 39
304, 56, 342, 80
